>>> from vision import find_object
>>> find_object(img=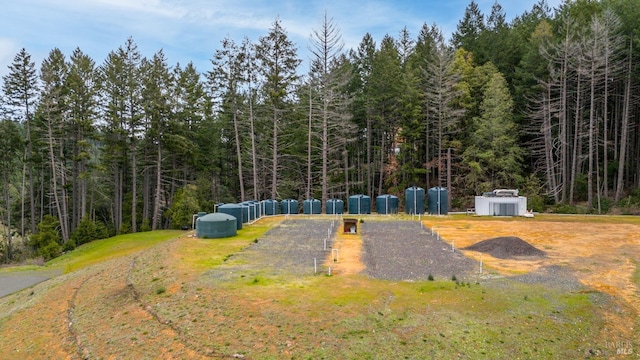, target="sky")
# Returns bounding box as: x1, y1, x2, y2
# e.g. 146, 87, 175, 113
0, 0, 562, 78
